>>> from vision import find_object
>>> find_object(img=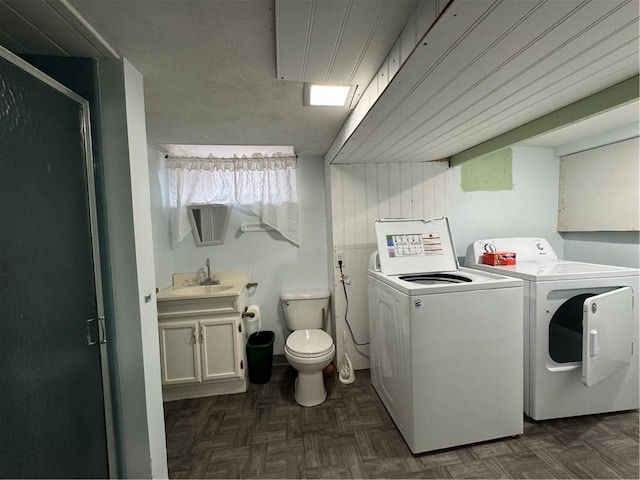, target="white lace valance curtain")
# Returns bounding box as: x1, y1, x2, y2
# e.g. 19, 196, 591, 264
167, 154, 299, 246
